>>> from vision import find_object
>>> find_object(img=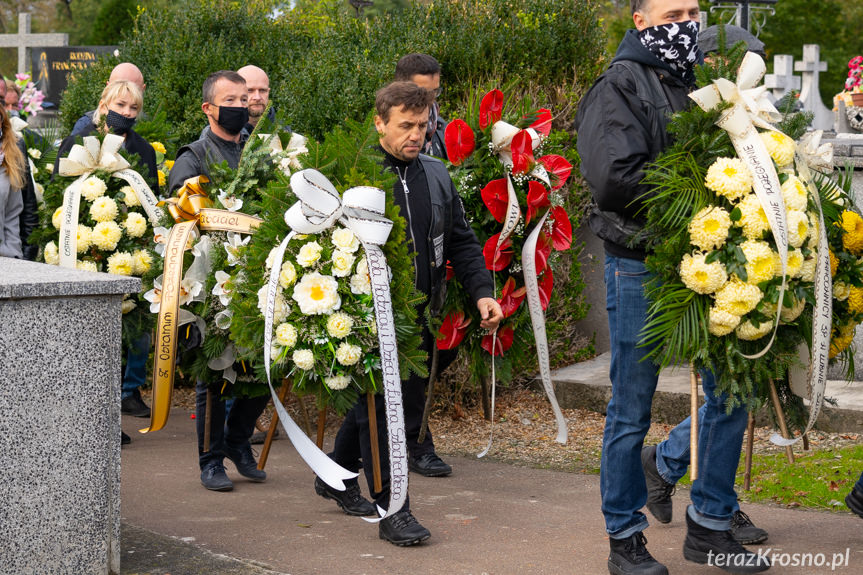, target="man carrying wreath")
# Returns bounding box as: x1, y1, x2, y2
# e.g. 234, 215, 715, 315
575, 1, 770, 573
313, 81, 503, 546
